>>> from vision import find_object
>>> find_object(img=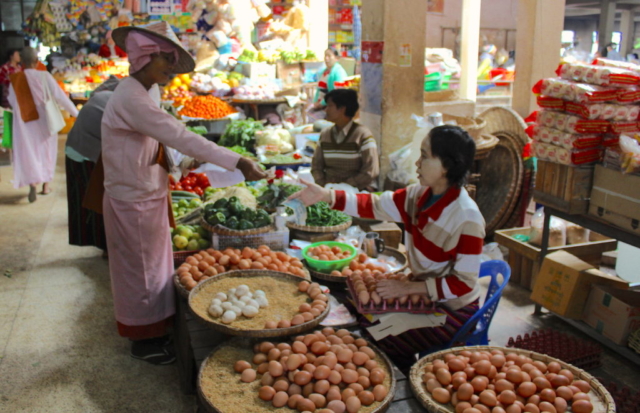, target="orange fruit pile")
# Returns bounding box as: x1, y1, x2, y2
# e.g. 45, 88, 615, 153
179, 95, 237, 119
